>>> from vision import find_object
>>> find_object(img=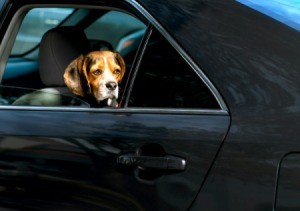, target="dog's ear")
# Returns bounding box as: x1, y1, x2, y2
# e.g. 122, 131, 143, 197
64, 55, 88, 97
114, 52, 126, 82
